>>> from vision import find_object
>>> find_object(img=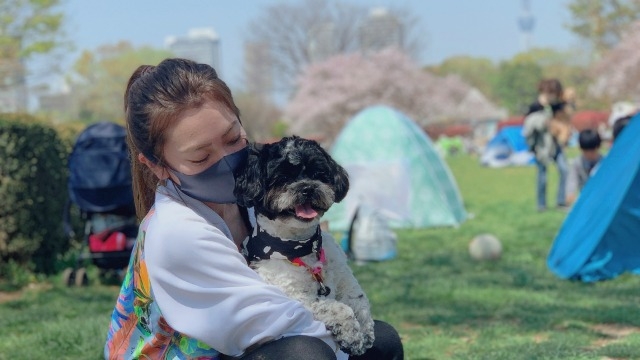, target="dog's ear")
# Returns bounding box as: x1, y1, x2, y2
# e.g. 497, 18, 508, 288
313, 140, 349, 203
331, 162, 349, 203
234, 142, 264, 208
